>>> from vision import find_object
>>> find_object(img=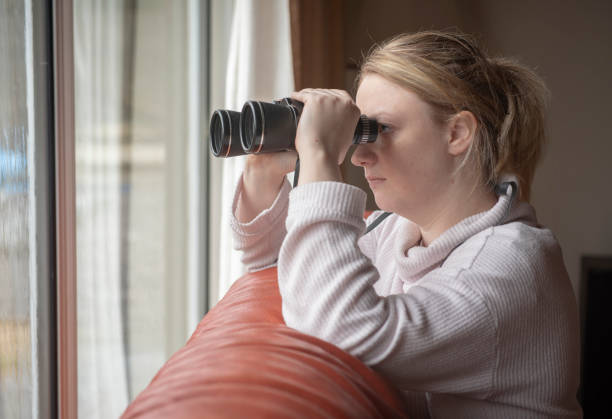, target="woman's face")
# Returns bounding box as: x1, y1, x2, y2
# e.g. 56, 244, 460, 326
352, 74, 456, 224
